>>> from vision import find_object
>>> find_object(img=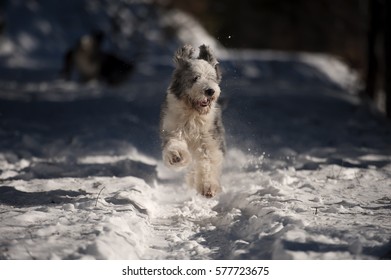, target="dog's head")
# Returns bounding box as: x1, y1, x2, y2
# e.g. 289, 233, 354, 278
169, 45, 222, 115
